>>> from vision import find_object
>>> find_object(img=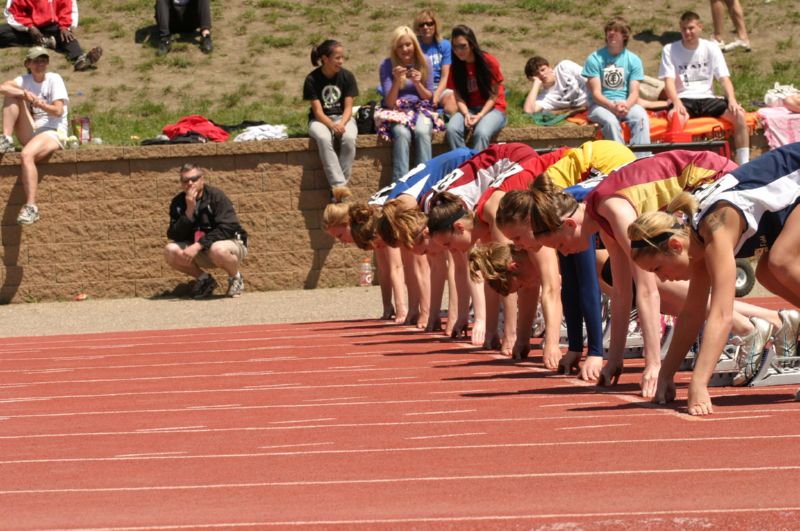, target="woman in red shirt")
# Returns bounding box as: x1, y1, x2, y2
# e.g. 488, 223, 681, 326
445, 25, 506, 151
